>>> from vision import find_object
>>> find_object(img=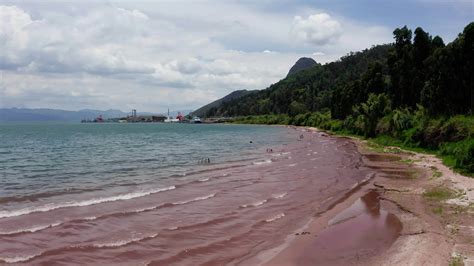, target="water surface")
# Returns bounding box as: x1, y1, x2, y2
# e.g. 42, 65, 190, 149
0, 123, 372, 264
